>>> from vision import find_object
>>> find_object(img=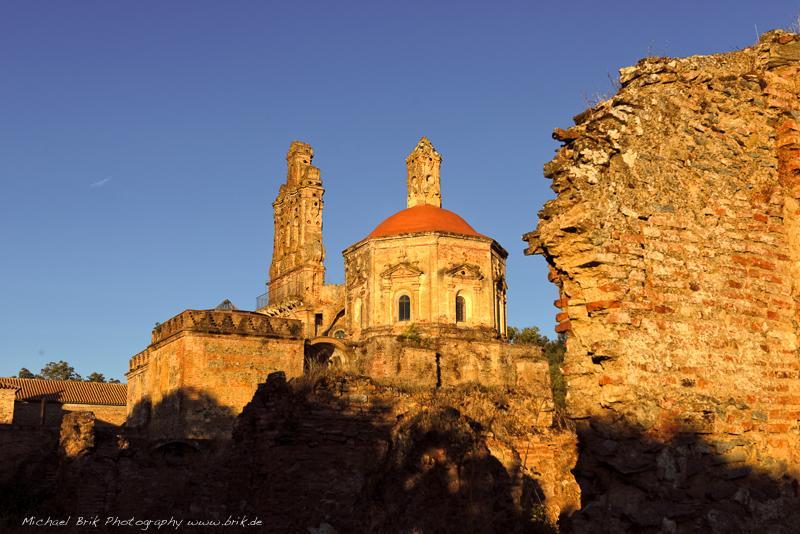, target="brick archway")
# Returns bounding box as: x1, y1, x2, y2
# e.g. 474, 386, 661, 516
305, 336, 353, 370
